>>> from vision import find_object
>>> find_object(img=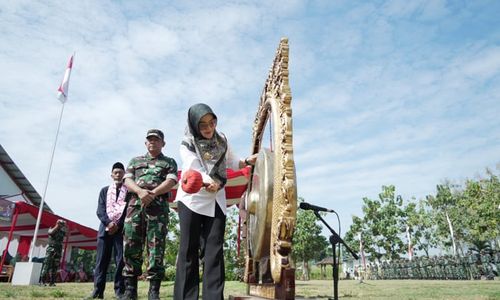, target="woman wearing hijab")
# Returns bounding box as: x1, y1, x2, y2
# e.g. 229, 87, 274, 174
174, 103, 256, 300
